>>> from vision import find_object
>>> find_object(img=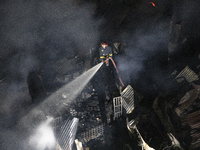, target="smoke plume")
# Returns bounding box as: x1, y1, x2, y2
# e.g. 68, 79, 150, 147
116, 23, 169, 83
